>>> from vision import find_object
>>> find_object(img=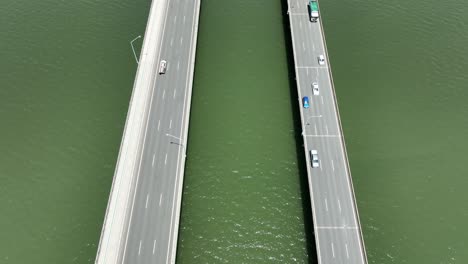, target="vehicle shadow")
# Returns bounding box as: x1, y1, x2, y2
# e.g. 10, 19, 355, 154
280, 0, 318, 263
